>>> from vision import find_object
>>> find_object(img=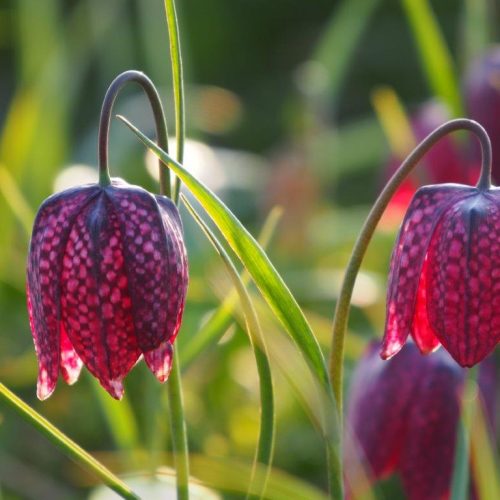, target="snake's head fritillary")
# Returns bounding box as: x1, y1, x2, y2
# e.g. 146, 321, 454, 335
381, 183, 500, 367
27, 178, 188, 400
346, 341, 497, 499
